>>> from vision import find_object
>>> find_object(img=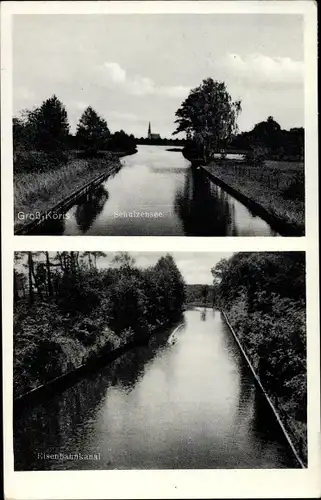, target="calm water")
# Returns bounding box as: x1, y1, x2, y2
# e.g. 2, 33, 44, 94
14, 309, 297, 470
35, 146, 277, 236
